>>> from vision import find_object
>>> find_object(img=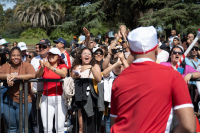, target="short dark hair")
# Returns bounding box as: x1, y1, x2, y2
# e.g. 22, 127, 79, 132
29, 51, 38, 57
